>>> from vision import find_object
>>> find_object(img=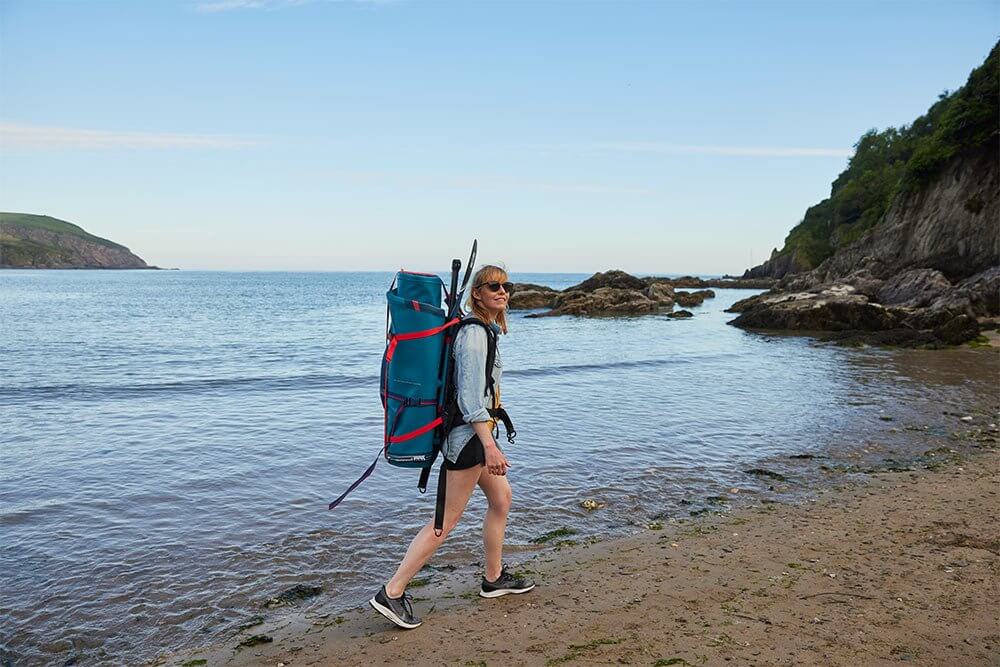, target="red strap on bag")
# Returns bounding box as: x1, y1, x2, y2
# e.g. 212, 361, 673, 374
393, 317, 460, 341
385, 317, 460, 362
388, 417, 443, 444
